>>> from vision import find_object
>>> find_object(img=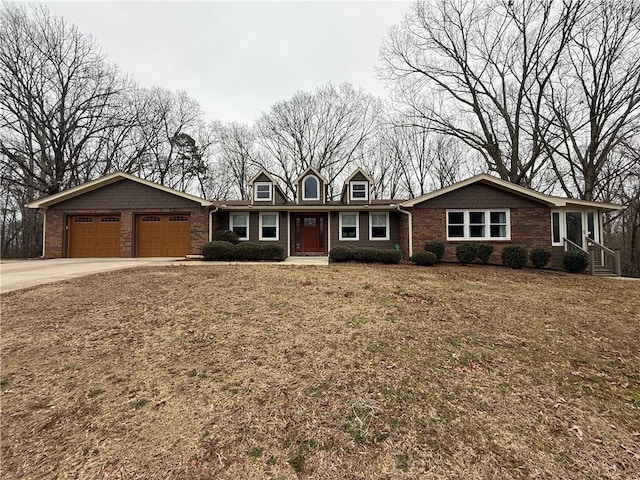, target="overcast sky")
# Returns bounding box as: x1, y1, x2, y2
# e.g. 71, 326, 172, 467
43, 1, 412, 124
